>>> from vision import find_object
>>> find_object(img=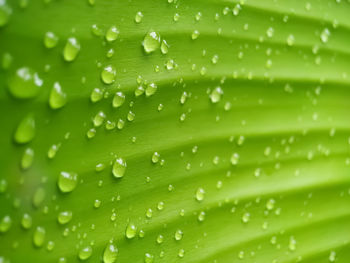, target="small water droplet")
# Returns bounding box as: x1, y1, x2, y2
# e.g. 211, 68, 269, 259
135, 11, 143, 23
101, 65, 117, 84
33, 226, 46, 247
105, 26, 119, 42
103, 242, 118, 263
210, 87, 223, 103
144, 253, 154, 263
174, 229, 183, 241
21, 213, 32, 229
44, 32, 59, 48
195, 188, 205, 202
0, 215, 12, 233
78, 246, 93, 260
112, 91, 125, 108
58, 211, 72, 225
